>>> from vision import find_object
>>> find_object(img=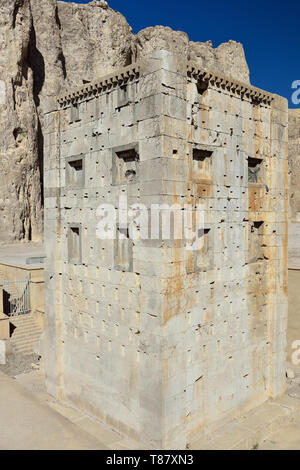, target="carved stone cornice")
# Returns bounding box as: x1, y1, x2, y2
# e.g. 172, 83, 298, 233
57, 64, 140, 107
187, 61, 274, 105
